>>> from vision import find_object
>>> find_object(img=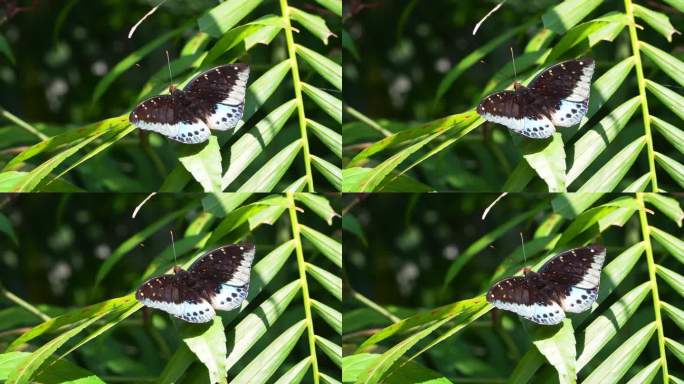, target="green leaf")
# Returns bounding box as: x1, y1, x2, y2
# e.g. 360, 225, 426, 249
623, 174, 651, 192
231, 320, 307, 384
633, 4, 680, 42
531, 320, 576, 384
294, 192, 338, 225
198, 0, 264, 37
343, 167, 433, 192
666, 338, 684, 365
235, 140, 302, 192
662, 301, 684, 331
273, 357, 311, 384
651, 116, 684, 155
644, 194, 684, 226
522, 133, 567, 192
662, 0, 684, 12
93, 24, 190, 103
0, 34, 15, 64
307, 119, 341, 158
575, 136, 646, 192
221, 100, 297, 189
655, 152, 684, 189
201, 24, 267, 68
656, 264, 684, 297
301, 82, 342, 123
7, 313, 107, 383
311, 299, 341, 334
158, 345, 194, 384
646, 80, 684, 121
582, 322, 656, 384
7, 295, 137, 351
542, 0, 603, 33
355, 317, 452, 384
625, 360, 661, 384
313, 0, 341, 16
179, 136, 223, 192
344, 353, 453, 384
567, 96, 641, 185
296, 44, 341, 90
306, 262, 341, 301
289, 7, 334, 44
576, 282, 651, 370
311, 155, 341, 191
225, 281, 301, 369
640, 42, 684, 87
0, 351, 105, 383
300, 224, 341, 267
183, 317, 227, 384
316, 335, 341, 367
